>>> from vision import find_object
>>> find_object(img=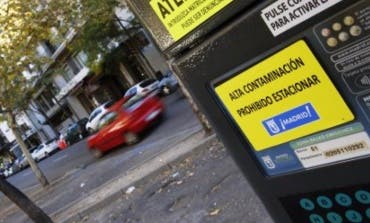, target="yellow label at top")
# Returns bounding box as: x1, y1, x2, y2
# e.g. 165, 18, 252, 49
215, 40, 354, 151
150, 0, 233, 41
